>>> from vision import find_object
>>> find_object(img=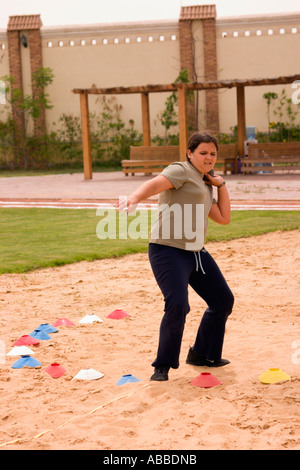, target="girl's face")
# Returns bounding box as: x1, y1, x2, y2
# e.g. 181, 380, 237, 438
187, 142, 217, 174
